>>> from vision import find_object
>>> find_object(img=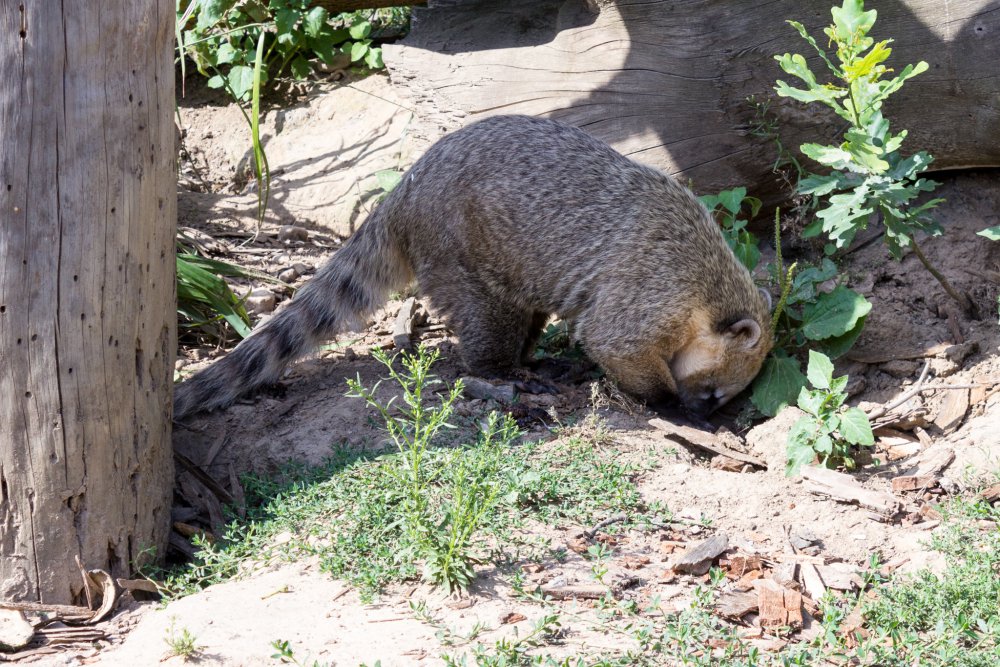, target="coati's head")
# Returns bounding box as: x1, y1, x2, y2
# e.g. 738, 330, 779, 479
668, 299, 773, 416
